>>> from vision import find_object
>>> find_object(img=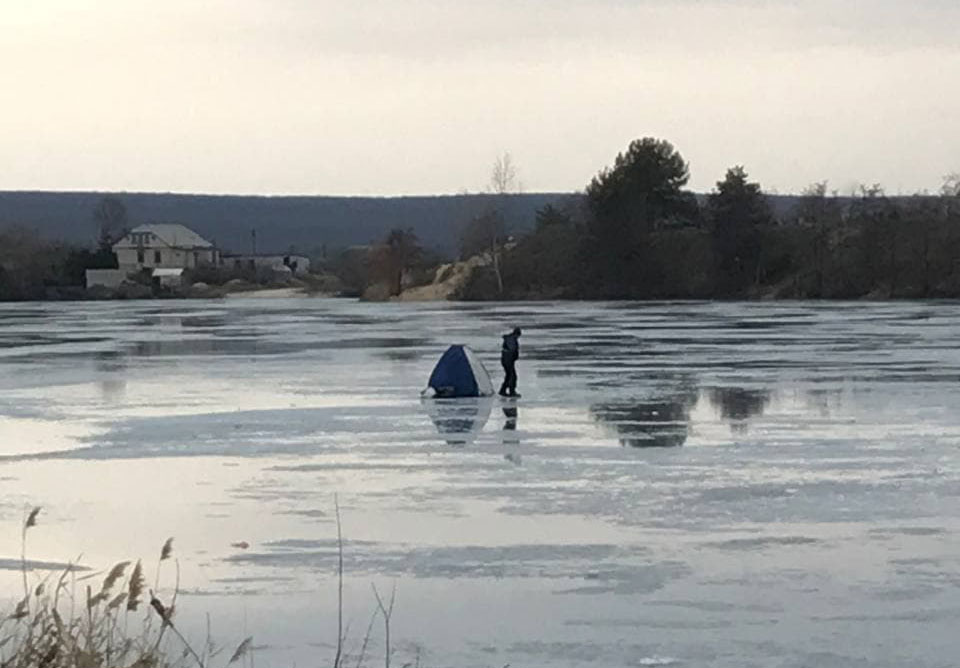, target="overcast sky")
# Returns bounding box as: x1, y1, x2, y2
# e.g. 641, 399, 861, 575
2, 0, 958, 196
